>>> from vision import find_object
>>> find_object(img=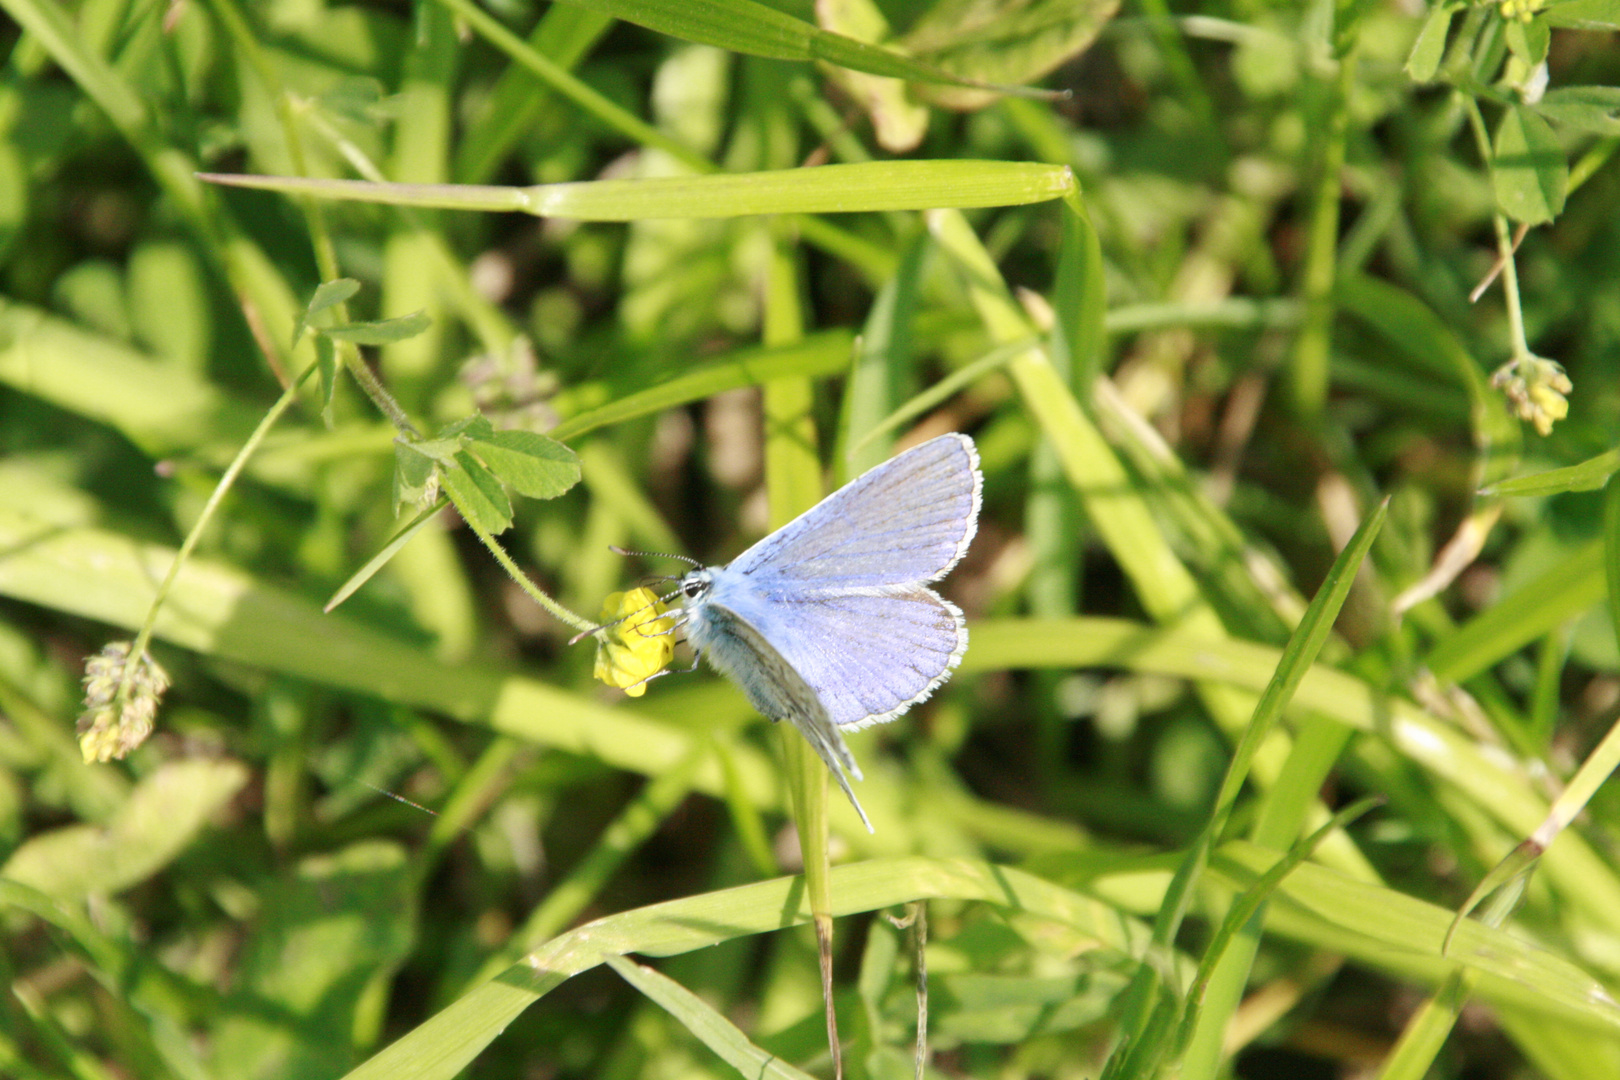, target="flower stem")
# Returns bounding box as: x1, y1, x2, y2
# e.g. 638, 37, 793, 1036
1461, 95, 1532, 361
463, 516, 596, 636
113, 361, 318, 718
